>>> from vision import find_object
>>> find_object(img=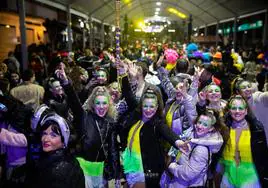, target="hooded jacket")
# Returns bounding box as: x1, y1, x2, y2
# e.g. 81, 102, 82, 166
167, 131, 223, 188
157, 67, 198, 136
